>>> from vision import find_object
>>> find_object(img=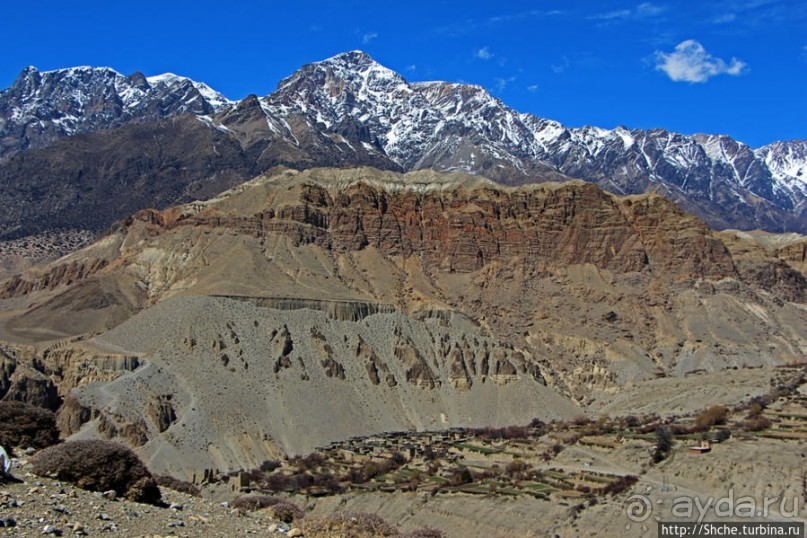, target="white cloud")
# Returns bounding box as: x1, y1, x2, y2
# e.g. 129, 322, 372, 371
712, 12, 737, 23
551, 56, 570, 74
654, 40, 747, 83
475, 47, 493, 60
406, 64, 417, 71
635, 2, 665, 18
591, 9, 631, 20
589, 2, 665, 21
495, 76, 516, 92
361, 32, 378, 44
527, 84, 540, 93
